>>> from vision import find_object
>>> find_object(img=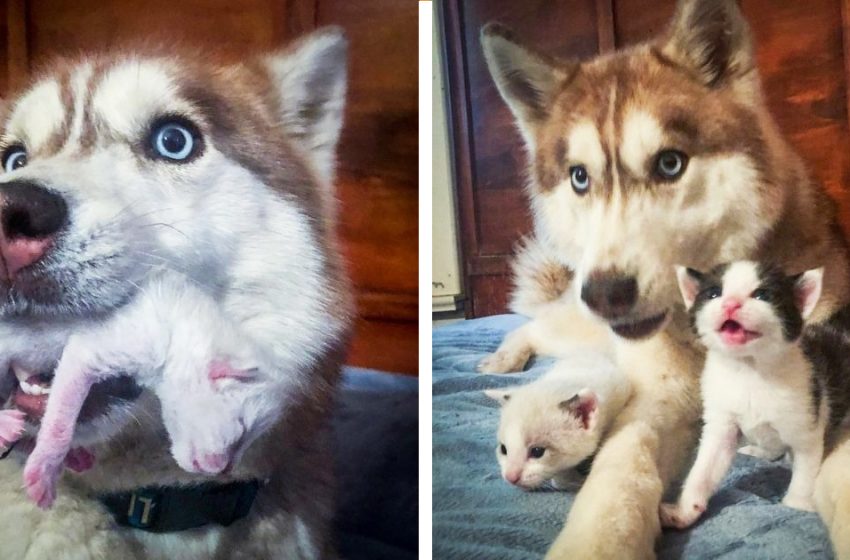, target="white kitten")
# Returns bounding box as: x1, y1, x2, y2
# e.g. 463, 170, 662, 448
2, 272, 276, 509
485, 356, 631, 490
660, 261, 825, 529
